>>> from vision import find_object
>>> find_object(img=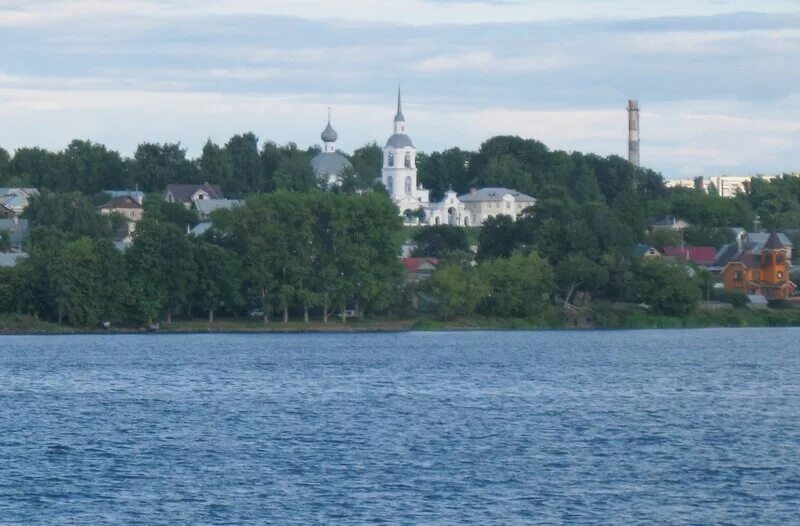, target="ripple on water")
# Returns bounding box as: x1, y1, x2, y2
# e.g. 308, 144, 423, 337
0, 329, 799, 524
